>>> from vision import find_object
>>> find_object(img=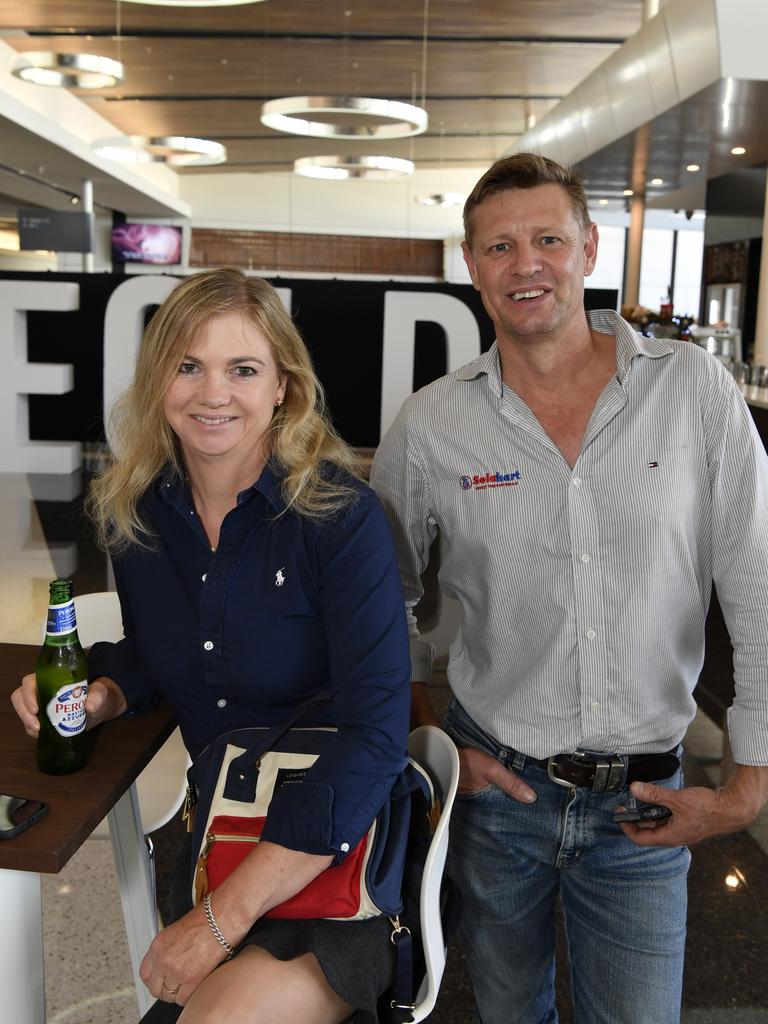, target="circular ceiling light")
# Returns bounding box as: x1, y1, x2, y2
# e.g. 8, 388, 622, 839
263, 96, 428, 140
11, 52, 124, 89
416, 192, 467, 207
650, 177, 664, 185
686, 163, 701, 172
294, 155, 414, 181
731, 146, 746, 155
598, 199, 609, 206
118, 0, 265, 5
94, 135, 226, 167
623, 189, 634, 196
